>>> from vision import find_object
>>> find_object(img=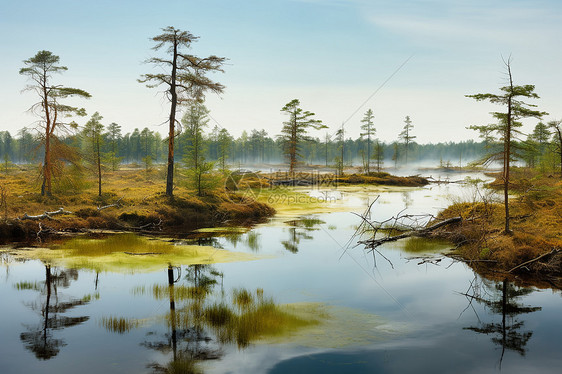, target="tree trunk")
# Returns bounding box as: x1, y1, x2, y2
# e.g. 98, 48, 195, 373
97, 136, 102, 197
366, 135, 371, 174
504, 65, 513, 234
289, 115, 297, 175
42, 76, 52, 196
42, 129, 51, 196
165, 39, 179, 197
